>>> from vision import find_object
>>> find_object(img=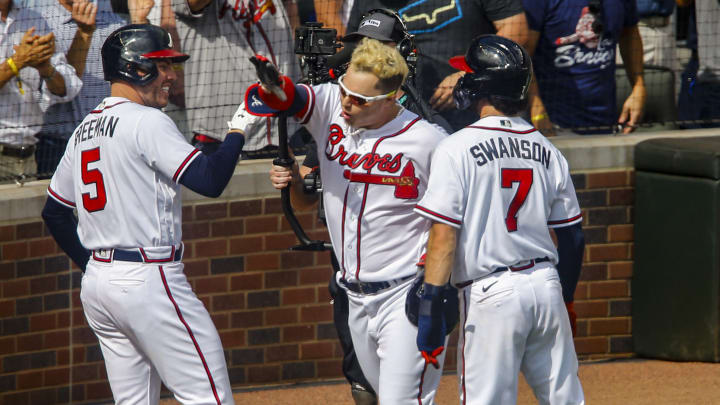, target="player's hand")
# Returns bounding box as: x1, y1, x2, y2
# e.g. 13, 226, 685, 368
72, 0, 98, 34
129, 0, 155, 24
227, 102, 266, 135
416, 283, 446, 369
430, 71, 463, 111
618, 82, 646, 134
269, 162, 297, 190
